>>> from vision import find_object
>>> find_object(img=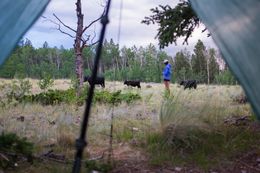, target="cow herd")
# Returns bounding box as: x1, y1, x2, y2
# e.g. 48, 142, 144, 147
83, 75, 198, 90
83, 75, 141, 88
